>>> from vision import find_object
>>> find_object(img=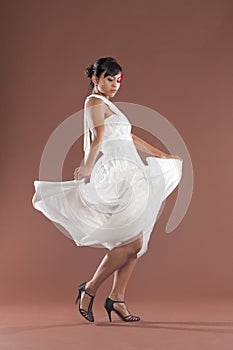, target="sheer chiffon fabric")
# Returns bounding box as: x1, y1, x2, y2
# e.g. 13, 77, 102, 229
32, 94, 183, 258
